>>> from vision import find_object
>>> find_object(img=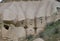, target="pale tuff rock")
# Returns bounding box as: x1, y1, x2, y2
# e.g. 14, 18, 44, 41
0, 0, 59, 21
9, 26, 26, 41
33, 38, 44, 41
0, 0, 60, 41
2, 24, 26, 41
36, 28, 44, 35
27, 27, 35, 36
27, 19, 35, 28
2, 26, 8, 38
